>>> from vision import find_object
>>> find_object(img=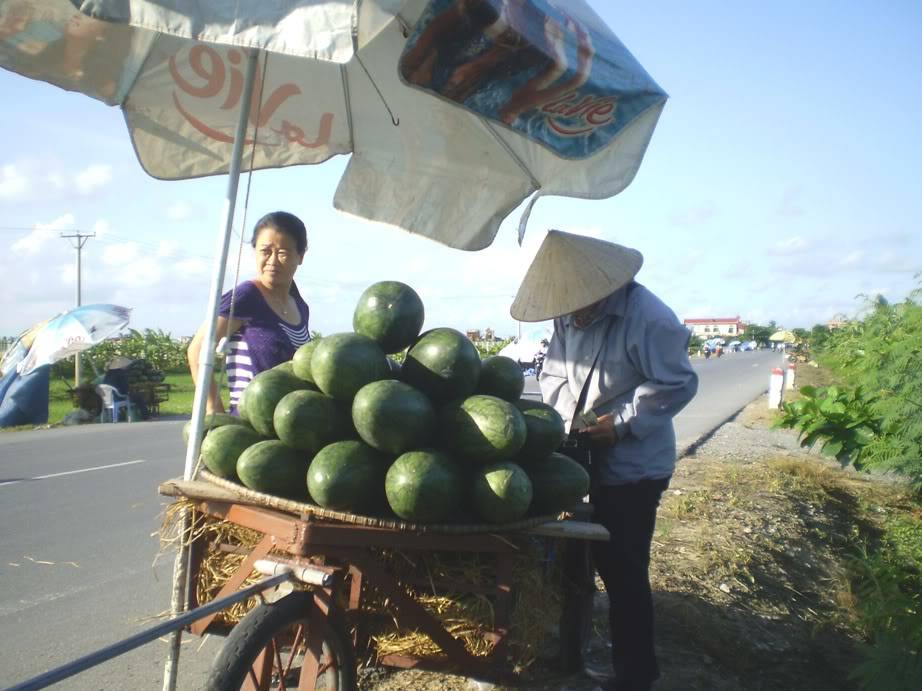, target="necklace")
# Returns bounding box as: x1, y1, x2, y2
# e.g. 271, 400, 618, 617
269, 292, 292, 318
